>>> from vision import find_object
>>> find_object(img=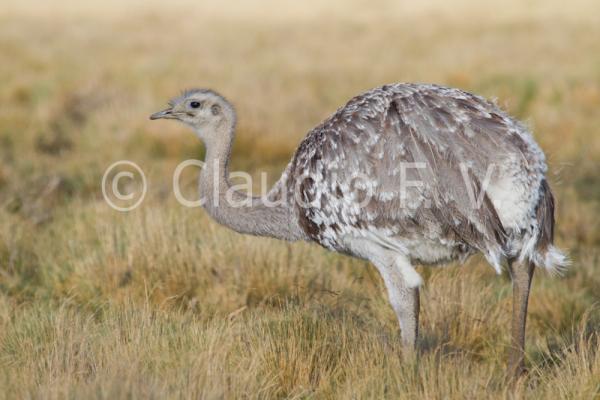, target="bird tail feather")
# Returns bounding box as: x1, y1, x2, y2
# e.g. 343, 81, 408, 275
519, 179, 570, 275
